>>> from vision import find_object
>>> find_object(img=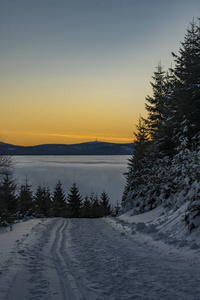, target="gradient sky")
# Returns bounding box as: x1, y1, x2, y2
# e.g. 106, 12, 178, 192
0, 0, 199, 146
